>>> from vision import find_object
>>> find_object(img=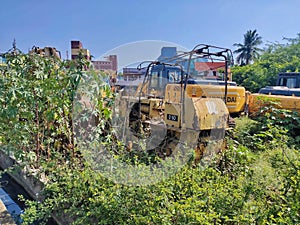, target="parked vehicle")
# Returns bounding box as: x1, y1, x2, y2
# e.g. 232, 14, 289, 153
248, 72, 300, 114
